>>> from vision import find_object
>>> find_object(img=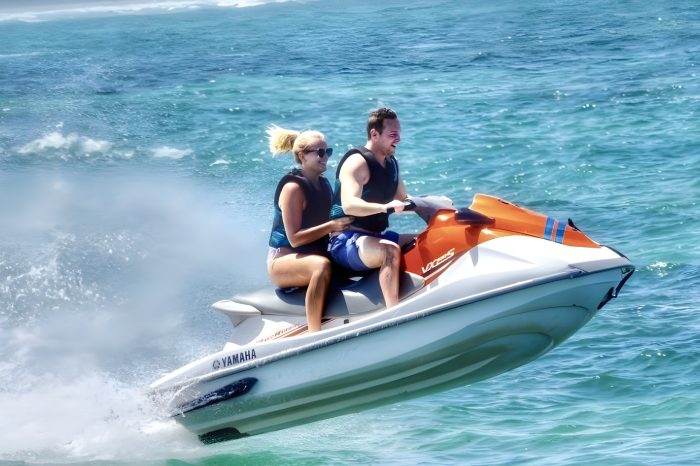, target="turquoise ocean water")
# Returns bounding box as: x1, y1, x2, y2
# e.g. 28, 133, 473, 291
1, 0, 699, 464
